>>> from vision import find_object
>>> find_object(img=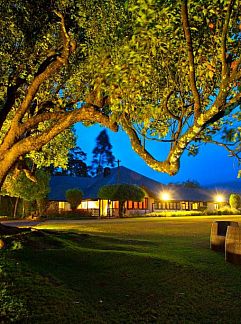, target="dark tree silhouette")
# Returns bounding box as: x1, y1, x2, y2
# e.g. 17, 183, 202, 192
91, 130, 115, 176
53, 147, 88, 177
